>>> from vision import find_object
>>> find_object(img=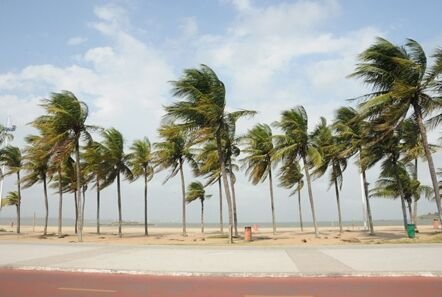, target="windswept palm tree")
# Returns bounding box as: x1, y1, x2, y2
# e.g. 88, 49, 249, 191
100, 128, 132, 238
194, 141, 224, 233
83, 141, 108, 234
1, 191, 20, 229
0, 146, 23, 233
154, 124, 194, 236
129, 137, 154, 236
311, 117, 347, 233
241, 123, 277, 234
370, 163, 433, 229
32, 91, 95, 241
278, 160, 304, 231
186, 181, 211, 234
350, 38, 442, 223
333, 106, 375, 235
273, 106, 321, 237
166, 64, 255, 243
22, 135, 51, 235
